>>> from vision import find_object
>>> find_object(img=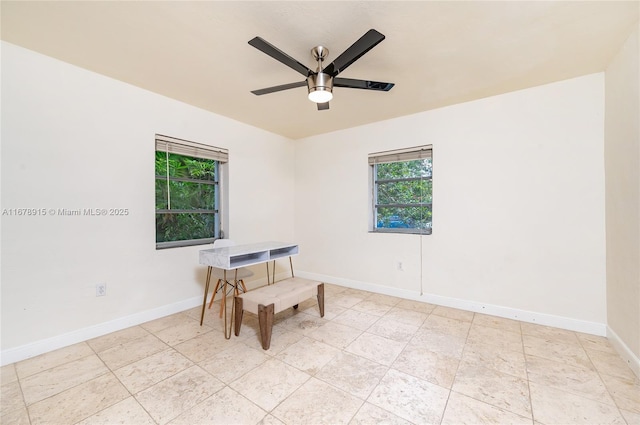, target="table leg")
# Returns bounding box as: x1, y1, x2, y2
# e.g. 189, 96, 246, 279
223, 269, 239, 339
200, 266, 212, 326
289, 256, 294, 277
266, 262, 270, 285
